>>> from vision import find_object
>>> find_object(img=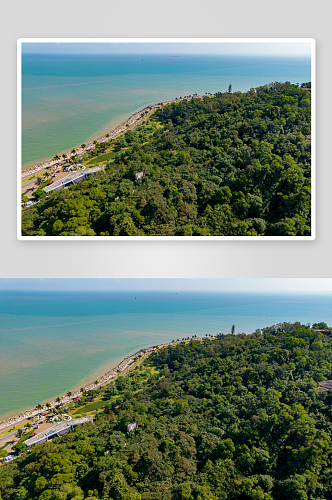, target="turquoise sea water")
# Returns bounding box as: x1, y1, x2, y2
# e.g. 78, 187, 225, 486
0, 290, 330, 420
21, 53, 311, 169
